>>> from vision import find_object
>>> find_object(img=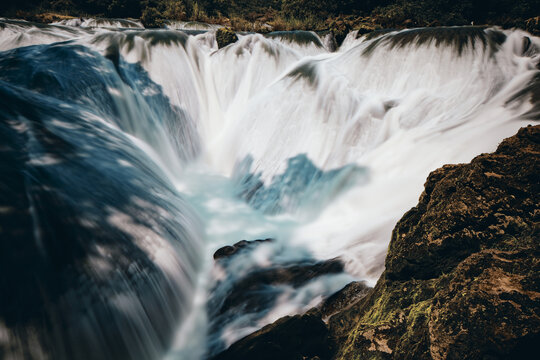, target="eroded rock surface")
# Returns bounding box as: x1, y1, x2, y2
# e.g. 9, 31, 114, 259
332, 125, 540, 359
